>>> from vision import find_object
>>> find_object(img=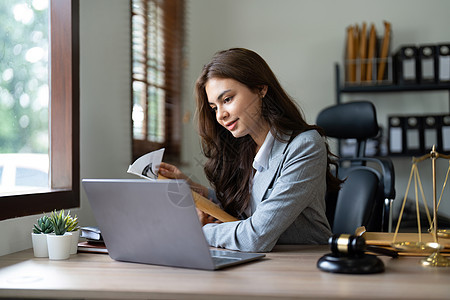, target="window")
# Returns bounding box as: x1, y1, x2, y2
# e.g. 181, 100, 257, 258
0, 0, 79, 221
0, 0, 49, 194
131, 0, 185, 162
